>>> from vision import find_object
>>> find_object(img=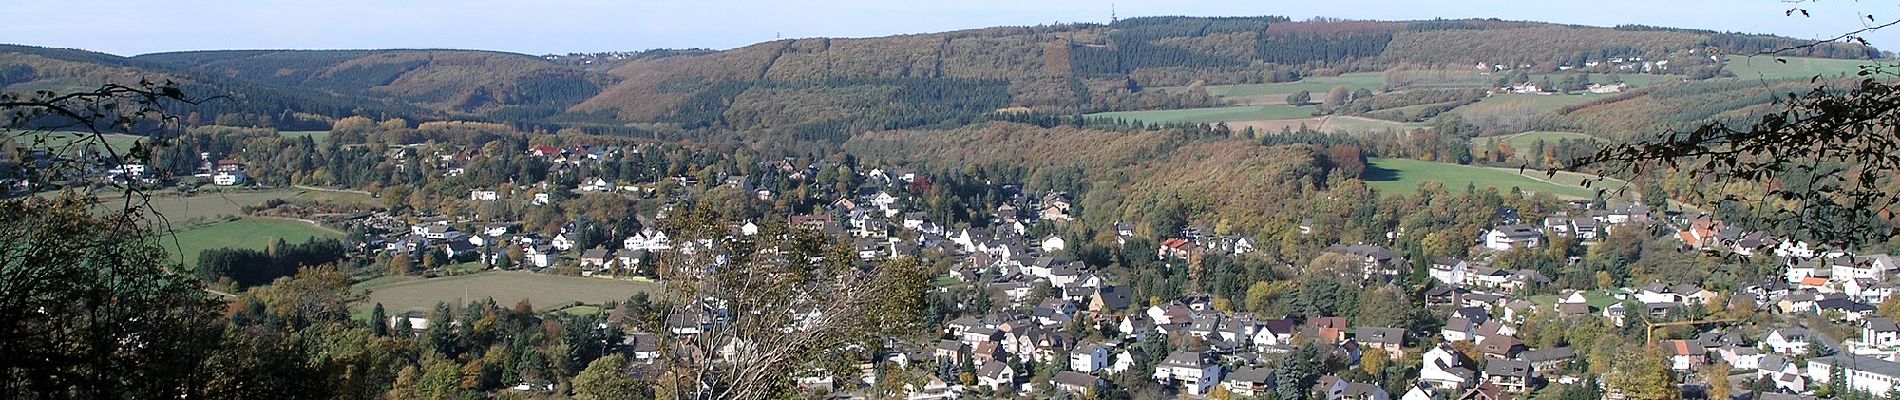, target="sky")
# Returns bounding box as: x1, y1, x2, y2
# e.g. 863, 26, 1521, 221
3, 0, 1898, 56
